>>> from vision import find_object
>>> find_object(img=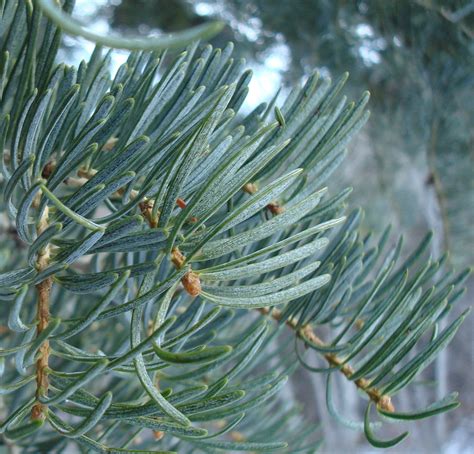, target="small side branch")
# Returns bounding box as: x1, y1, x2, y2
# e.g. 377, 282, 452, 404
258, 307, 395, 412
